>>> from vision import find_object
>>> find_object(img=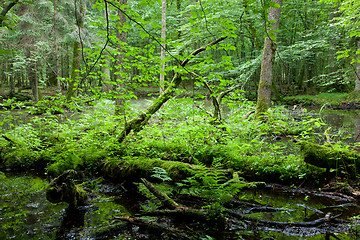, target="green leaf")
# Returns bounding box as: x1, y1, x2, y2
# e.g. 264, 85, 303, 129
269, 2, 281, 8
